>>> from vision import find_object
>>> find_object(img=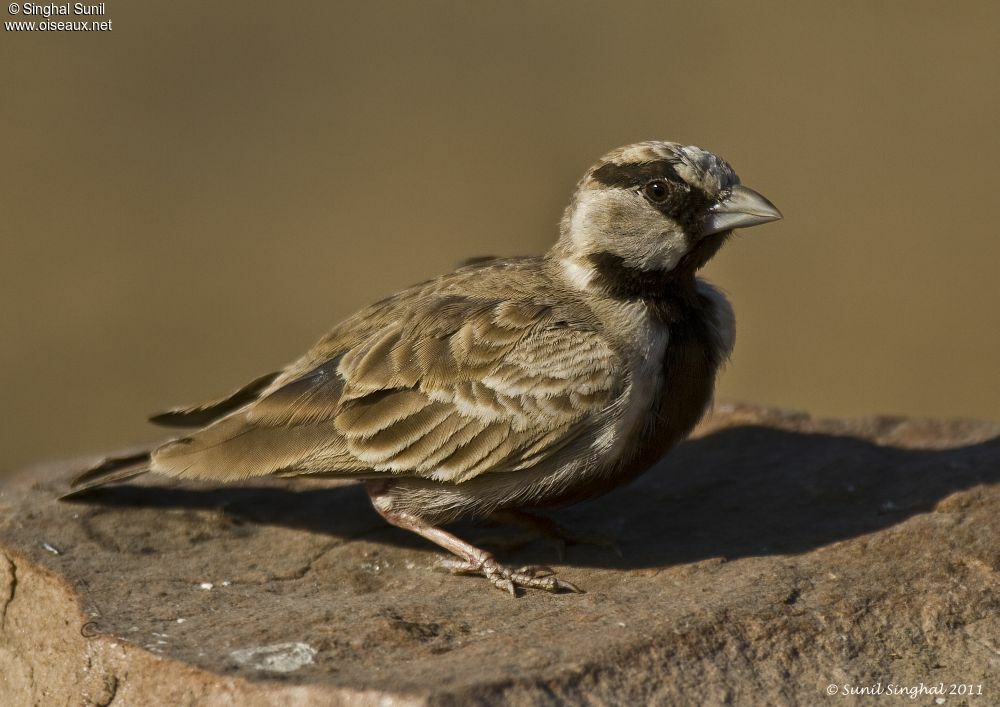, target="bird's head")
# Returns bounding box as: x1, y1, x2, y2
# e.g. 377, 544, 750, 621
553, 141, 781, 295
